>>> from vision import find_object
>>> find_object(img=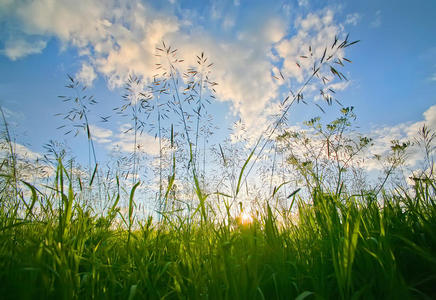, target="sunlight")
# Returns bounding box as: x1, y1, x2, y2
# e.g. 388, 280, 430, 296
239, 211, 253, 225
